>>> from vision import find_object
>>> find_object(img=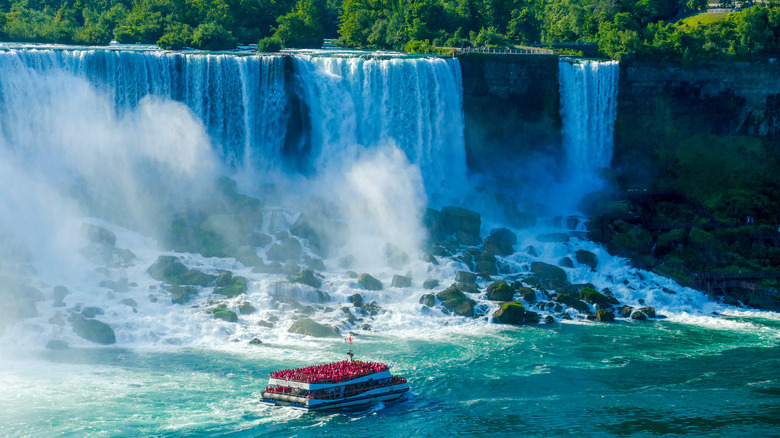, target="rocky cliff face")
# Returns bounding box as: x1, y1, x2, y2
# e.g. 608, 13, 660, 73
457, 53, 562, 184
613, 58, 780, 188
